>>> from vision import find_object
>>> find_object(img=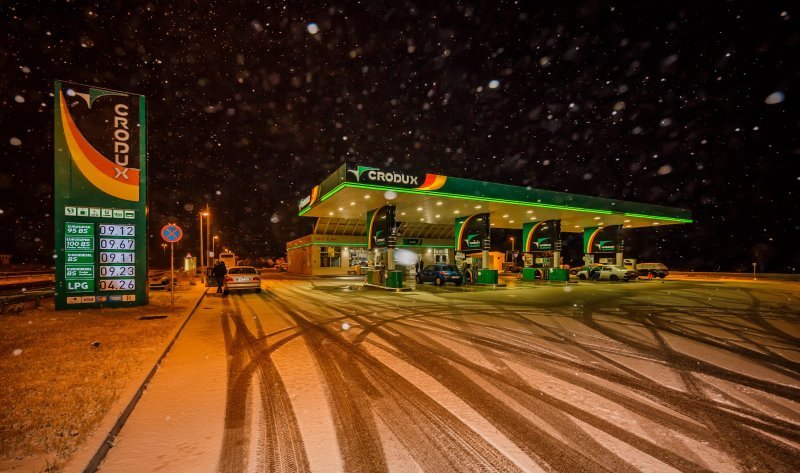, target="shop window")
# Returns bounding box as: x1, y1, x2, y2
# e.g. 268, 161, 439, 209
349, 248, 369, 268
321, 246, 341, 267
434, 248, 448, 263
